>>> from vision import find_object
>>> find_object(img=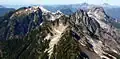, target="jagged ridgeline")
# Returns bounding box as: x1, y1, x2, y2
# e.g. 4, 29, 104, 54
0, 6, 120, 59
1, 14, 88, 59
